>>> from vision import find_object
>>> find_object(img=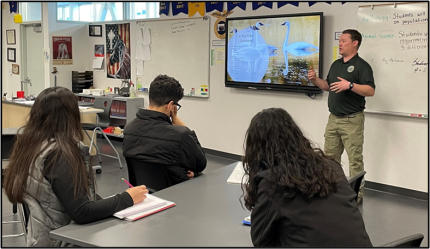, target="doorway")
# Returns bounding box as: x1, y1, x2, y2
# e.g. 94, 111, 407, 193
20, 23, 44, 97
